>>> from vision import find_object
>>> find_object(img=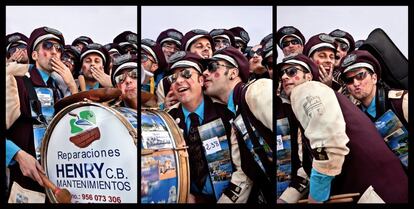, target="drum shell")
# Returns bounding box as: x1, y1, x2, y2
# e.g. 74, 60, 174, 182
141, 109, 189, 203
